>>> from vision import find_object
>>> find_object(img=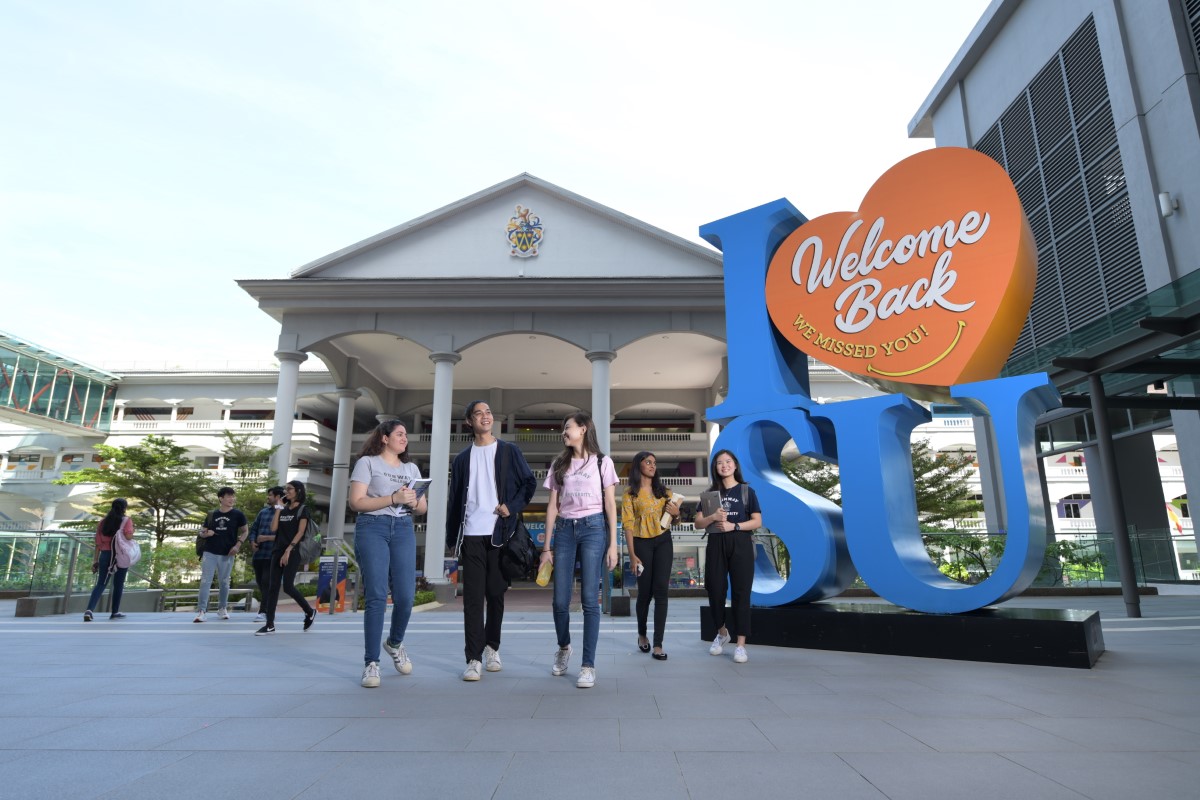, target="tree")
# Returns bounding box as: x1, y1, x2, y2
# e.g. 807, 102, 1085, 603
218, 430, 278, 515
55, 436, 215, 581
783, 439, 987, 584
784, 440, 983, 525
